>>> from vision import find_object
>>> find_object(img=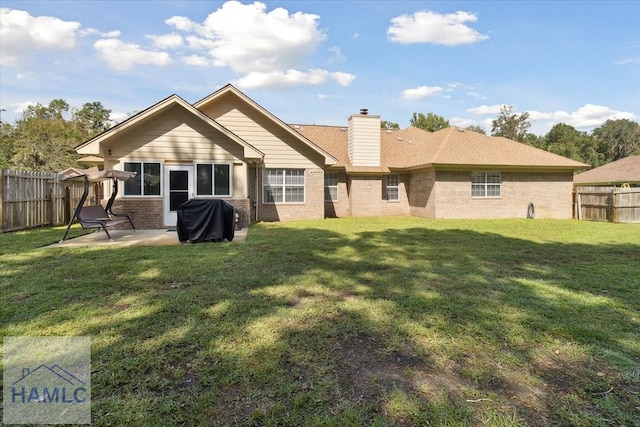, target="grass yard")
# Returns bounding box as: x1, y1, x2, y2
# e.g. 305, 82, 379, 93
1, 218, 639, 426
